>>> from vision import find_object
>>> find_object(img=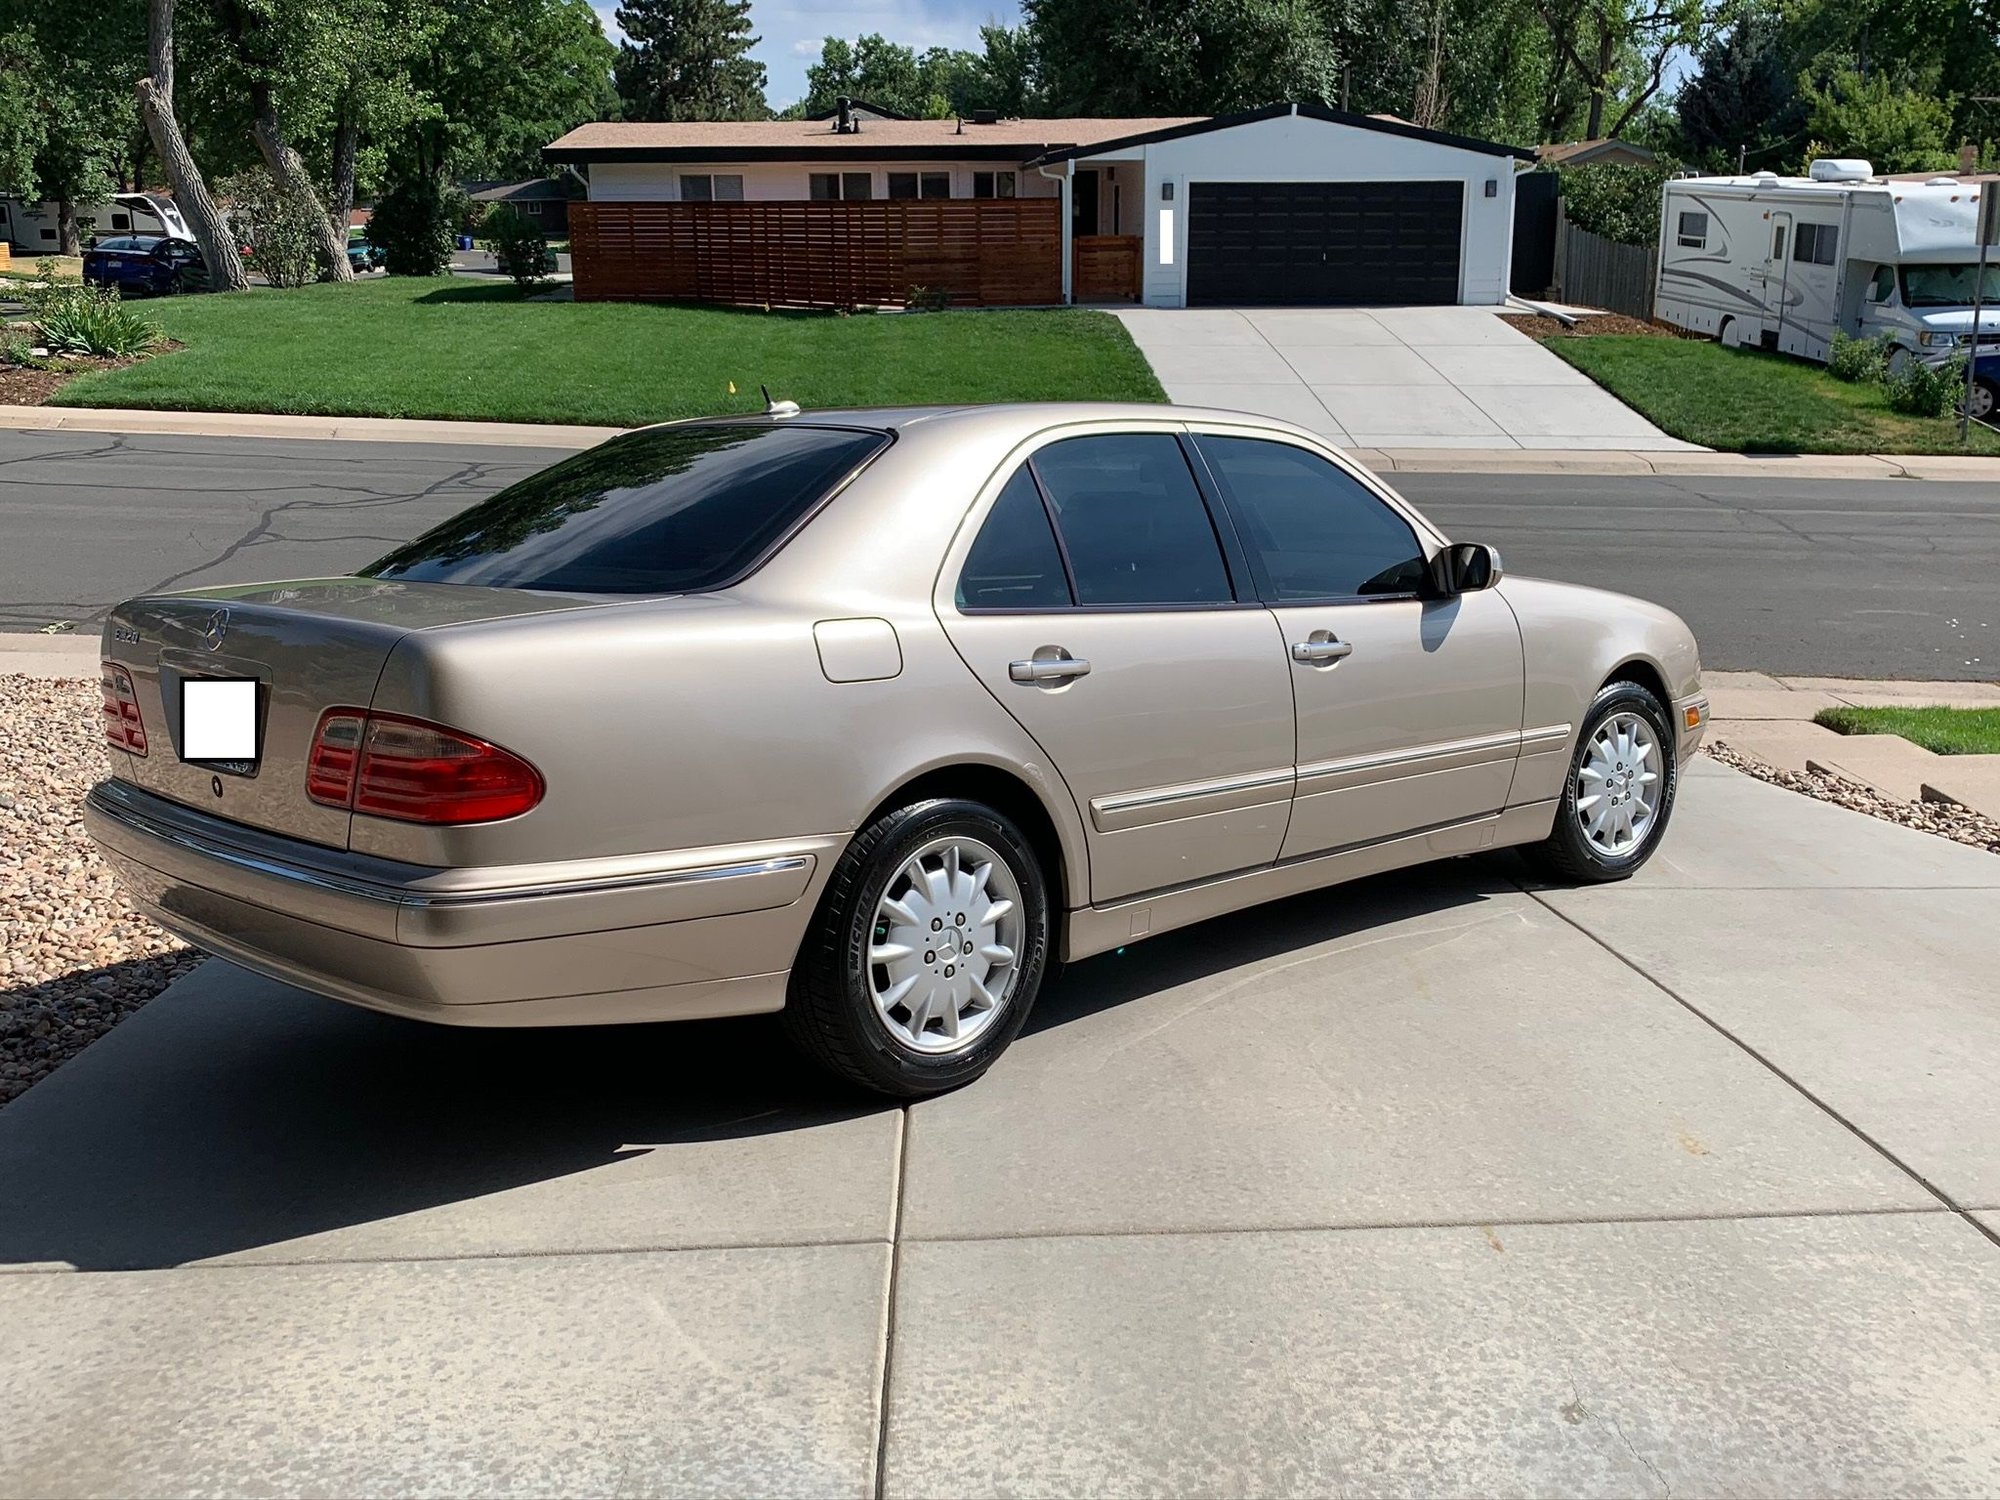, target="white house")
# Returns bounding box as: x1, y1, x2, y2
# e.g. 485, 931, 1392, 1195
544, 101, 1530, 309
